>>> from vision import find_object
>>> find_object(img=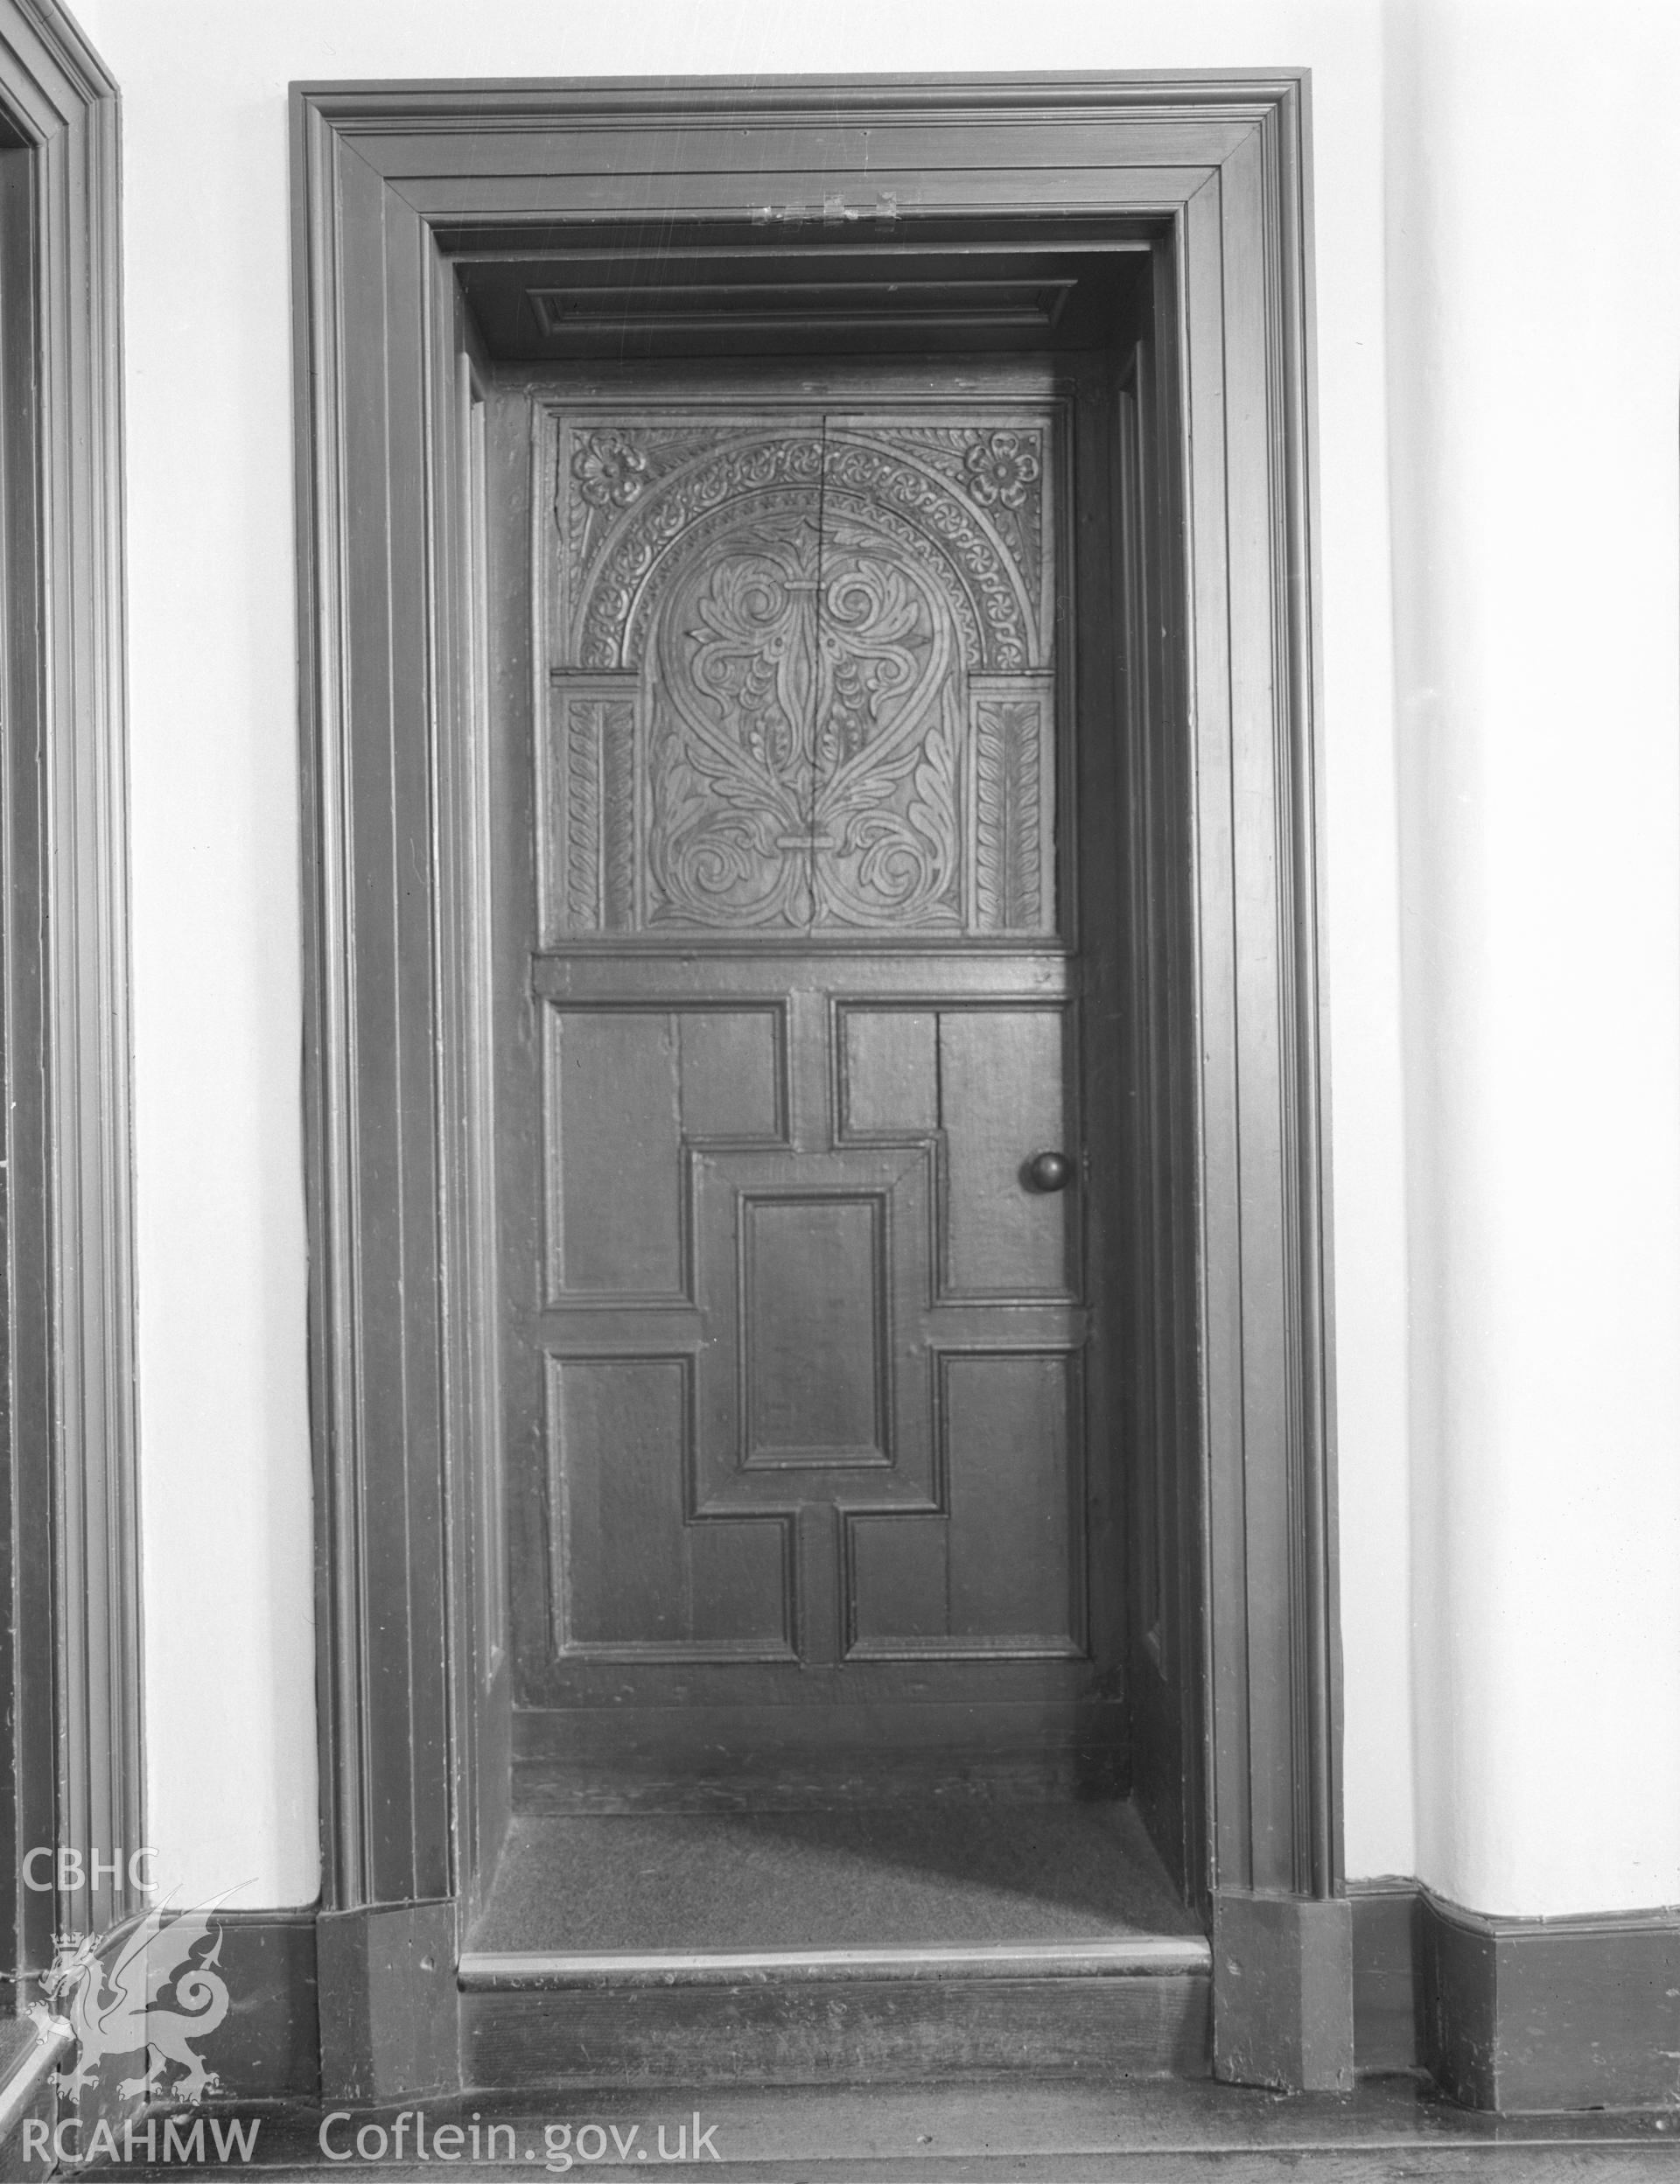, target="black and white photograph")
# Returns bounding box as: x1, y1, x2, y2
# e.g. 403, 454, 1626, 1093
0, 1, 1676, 2175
